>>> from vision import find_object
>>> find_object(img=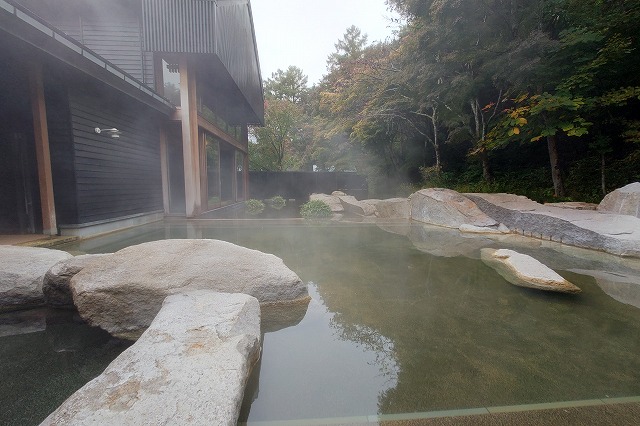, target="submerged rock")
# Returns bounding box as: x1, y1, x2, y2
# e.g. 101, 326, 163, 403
71, 239, 308, 338
41, 291, 261, 426
43, 254, 110, 309
481, 248, 581, 293
0, 246, 72, 311
598, 182, 640, 218
410, 188, 498, 229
